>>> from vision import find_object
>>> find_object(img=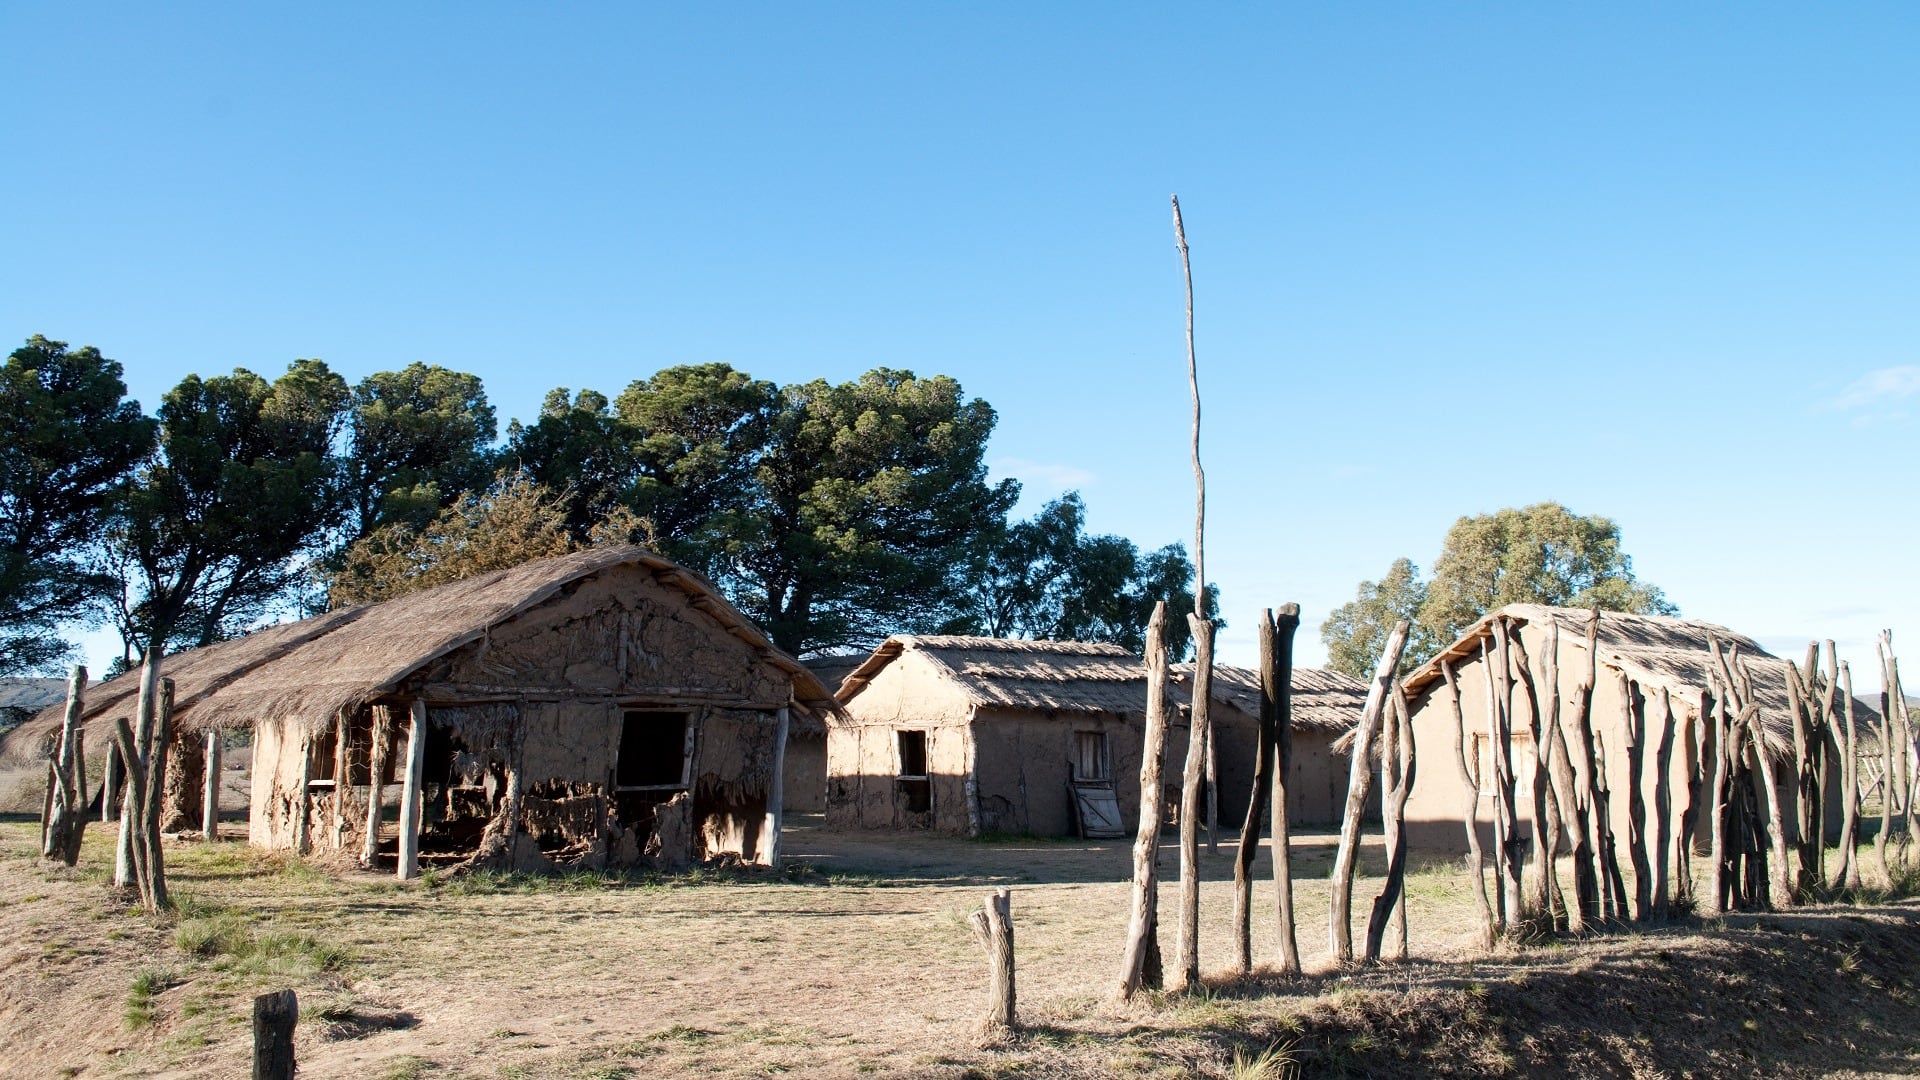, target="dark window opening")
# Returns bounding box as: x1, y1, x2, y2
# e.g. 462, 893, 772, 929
618, 711, 690, 789
309, 724, 338, 783
896, 729, 931, 814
